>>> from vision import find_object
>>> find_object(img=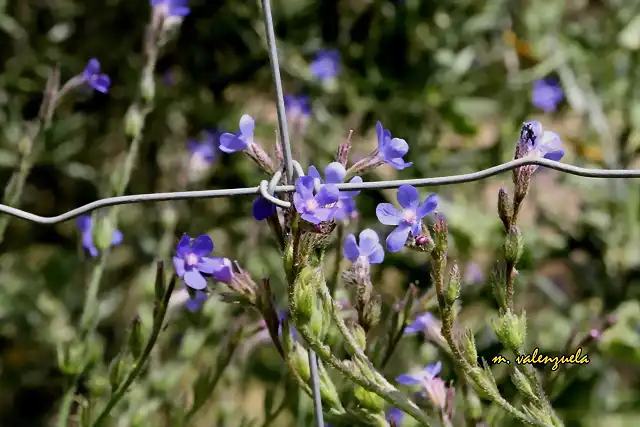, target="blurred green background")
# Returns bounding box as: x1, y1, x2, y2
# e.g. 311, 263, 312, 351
1, 0, 640, 426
